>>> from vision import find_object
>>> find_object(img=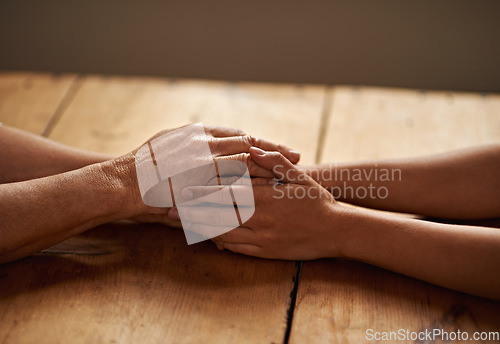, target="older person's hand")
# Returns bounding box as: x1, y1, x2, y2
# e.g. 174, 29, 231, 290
128, 124, 300, 227
0, 124, 299, 263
